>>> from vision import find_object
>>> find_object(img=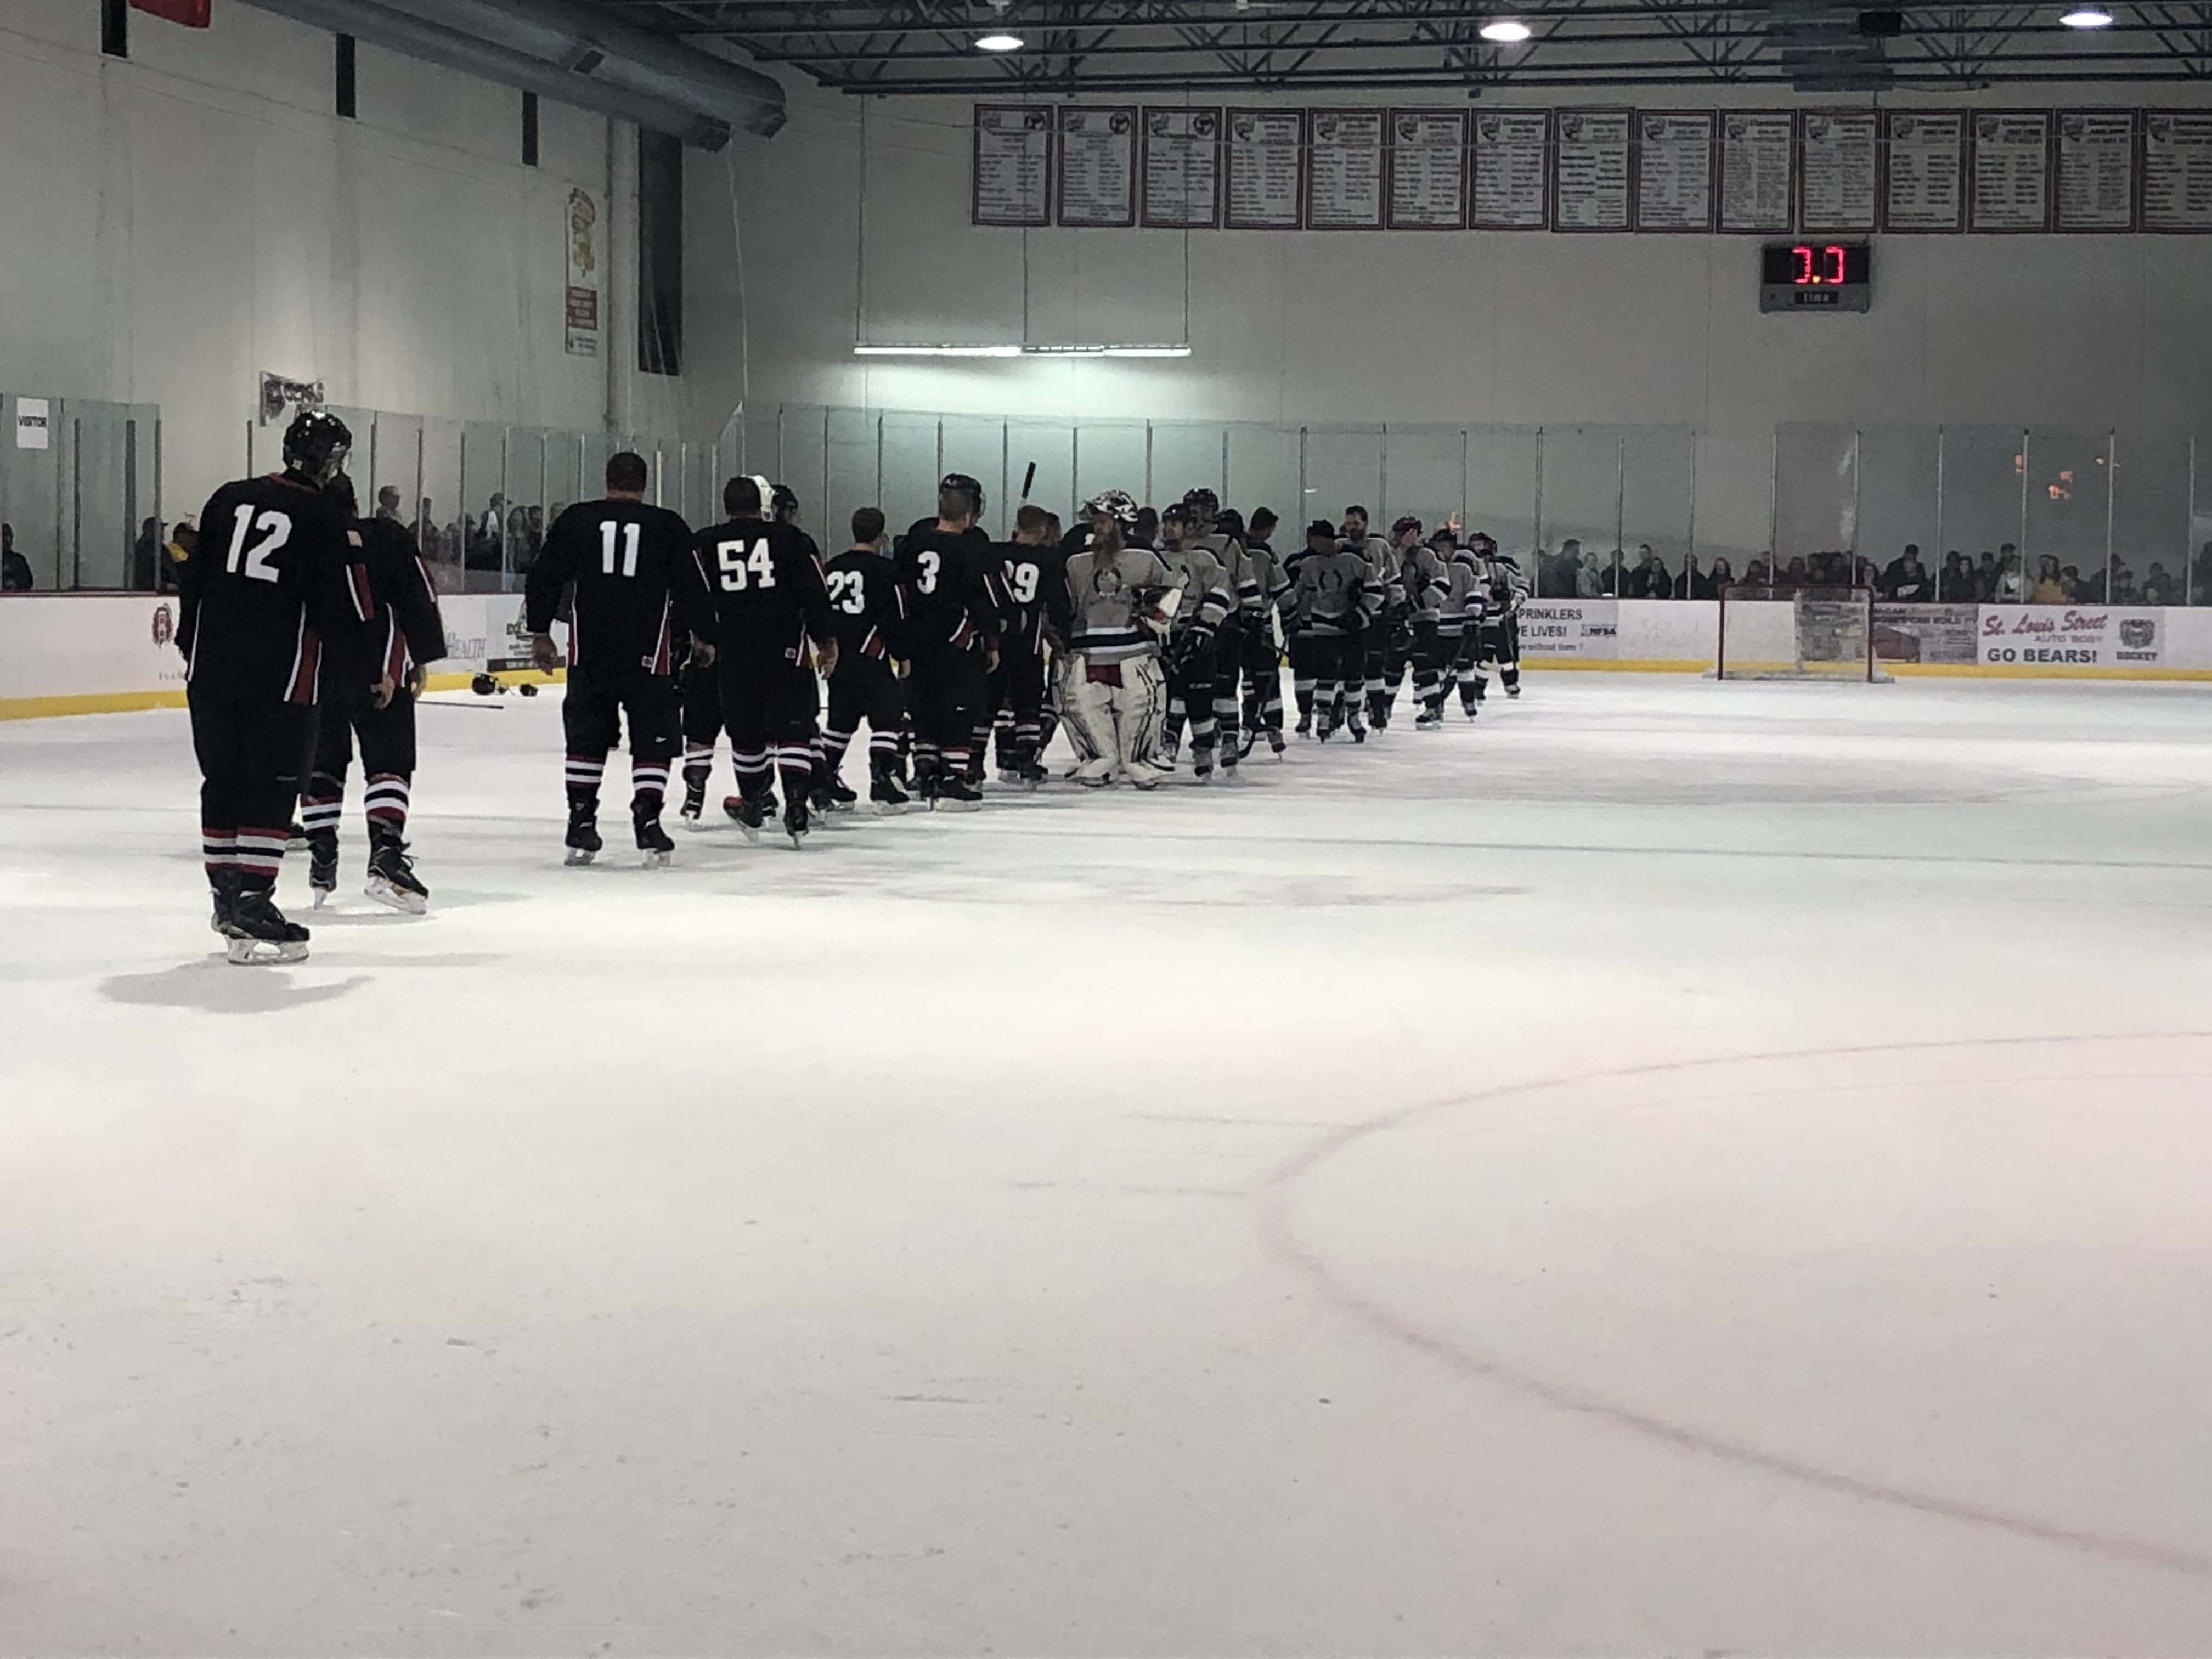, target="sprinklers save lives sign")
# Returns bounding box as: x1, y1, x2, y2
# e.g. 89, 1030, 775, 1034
15, 399, 49, 450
